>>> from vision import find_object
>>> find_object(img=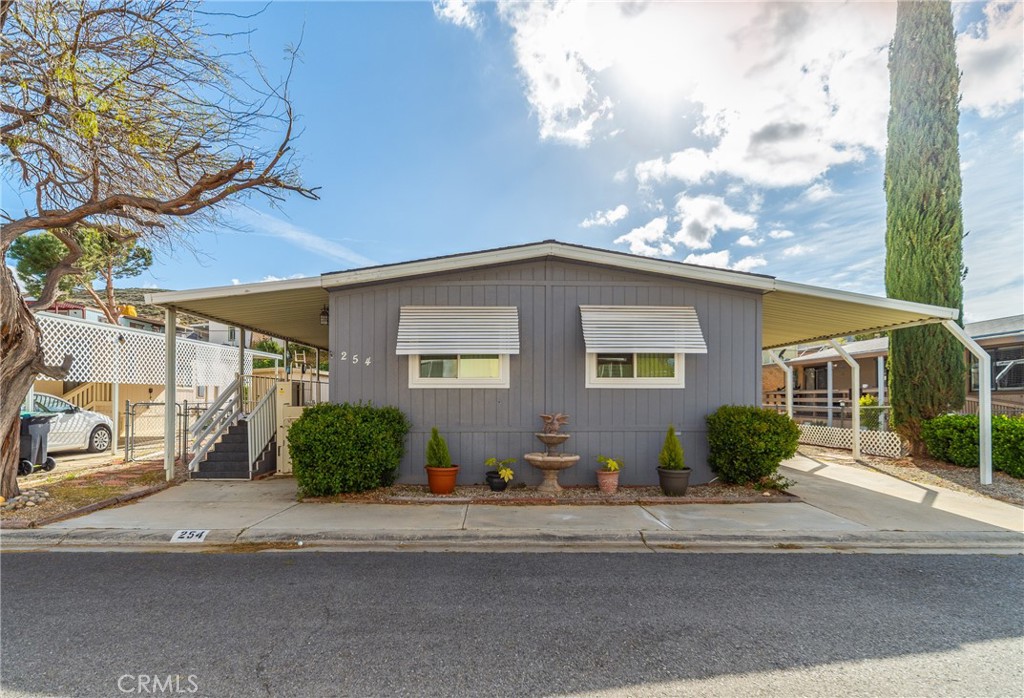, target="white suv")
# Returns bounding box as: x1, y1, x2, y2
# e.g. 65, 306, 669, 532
30, 393, 114, 453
